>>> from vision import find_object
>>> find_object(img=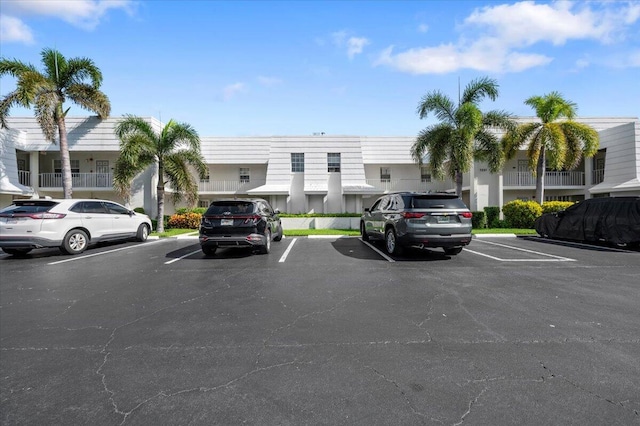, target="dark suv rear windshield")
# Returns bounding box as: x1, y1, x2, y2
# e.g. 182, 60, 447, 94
0, 201, 58, 215
206, 201, 255, 215
407, 196, 467, 209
